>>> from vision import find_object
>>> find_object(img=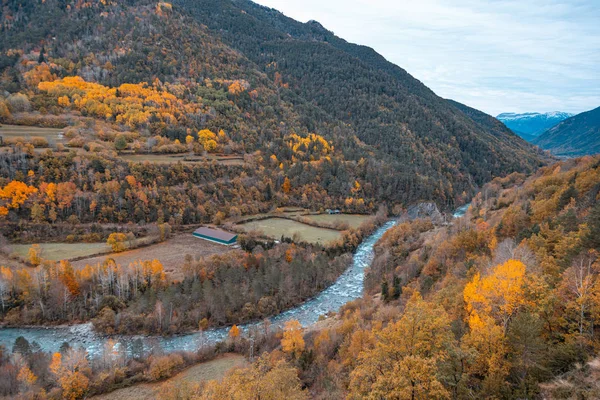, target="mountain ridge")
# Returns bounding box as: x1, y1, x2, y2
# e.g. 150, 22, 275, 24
174, 0, 546, 185
497, 111, 575, 140
533, 106, 600, 156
